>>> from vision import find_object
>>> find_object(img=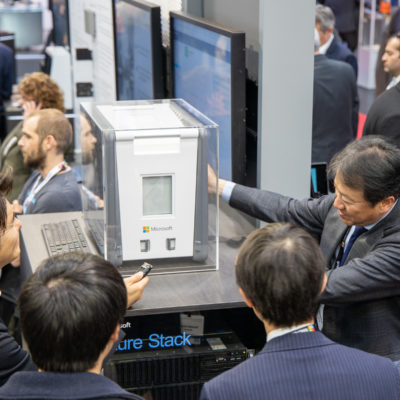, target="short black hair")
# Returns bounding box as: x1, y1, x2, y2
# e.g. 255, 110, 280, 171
328, 136, 400, 205
235, 223, 326, 327
18, 253, 127, 372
